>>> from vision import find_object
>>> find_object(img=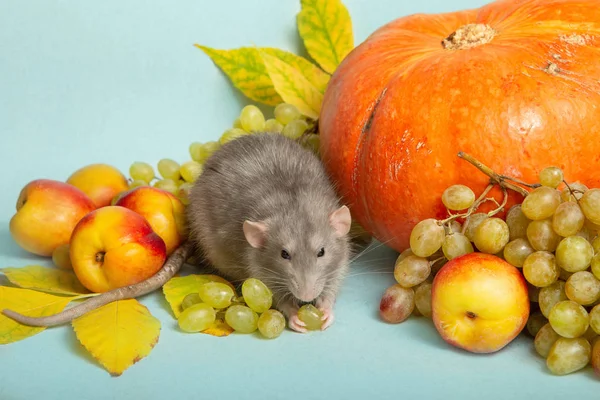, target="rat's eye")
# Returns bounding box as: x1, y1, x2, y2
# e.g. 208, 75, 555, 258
317, 247, 325, 257
281, 249, 291, 260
